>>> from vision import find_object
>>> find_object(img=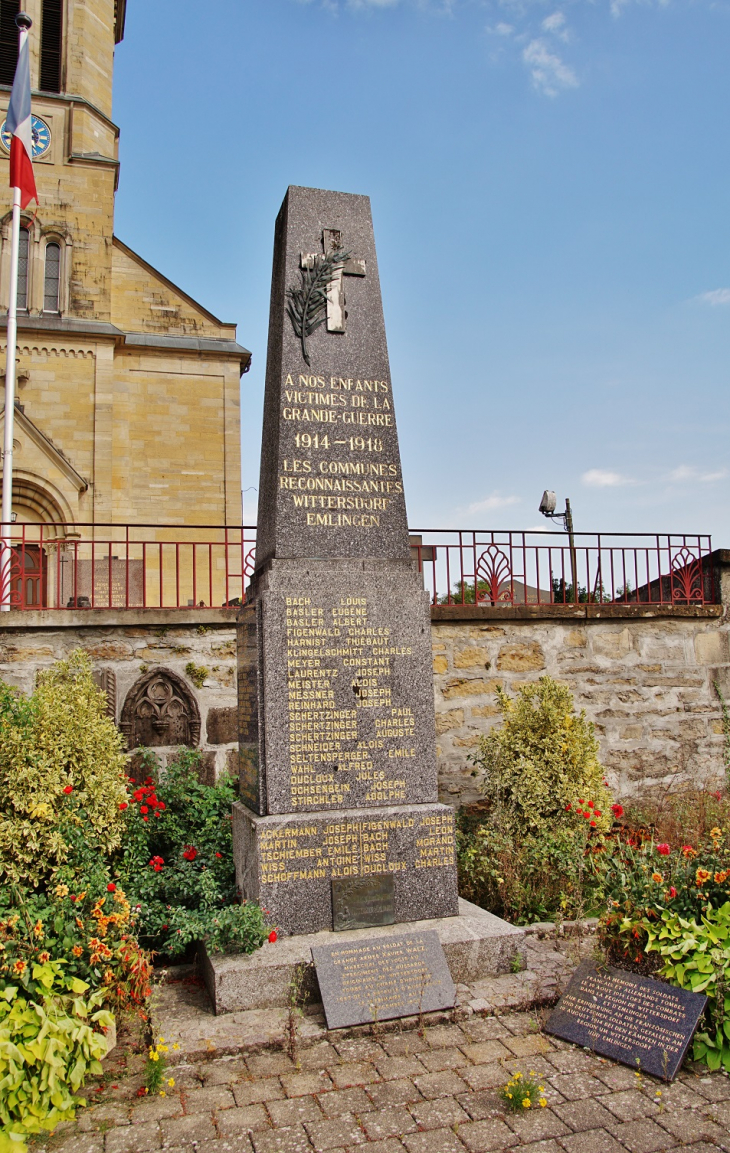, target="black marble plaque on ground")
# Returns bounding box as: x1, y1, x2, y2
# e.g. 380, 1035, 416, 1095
545, 962, 707, 1080
312, 930, 456, 1029
332, 874, 395, 931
